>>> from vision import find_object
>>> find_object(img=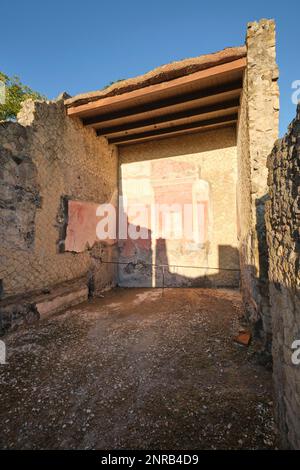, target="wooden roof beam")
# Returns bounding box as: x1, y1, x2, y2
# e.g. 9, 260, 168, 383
67, 58, 246, 118
96, 98, 240, 136
108, 113, 238, 145
82, 80, 243, 127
